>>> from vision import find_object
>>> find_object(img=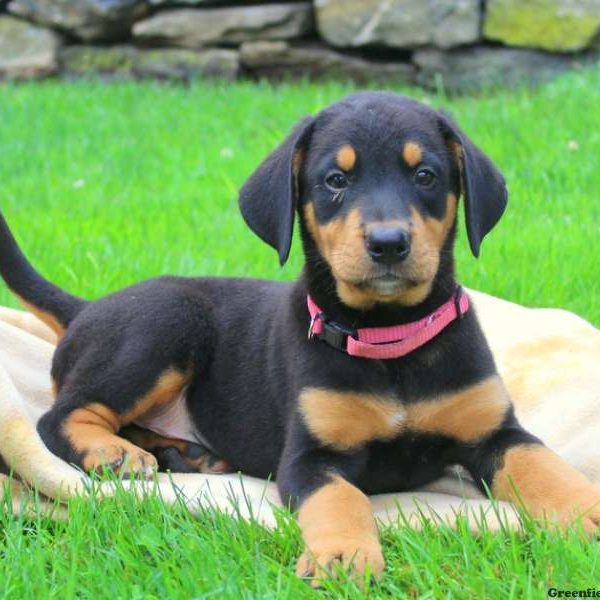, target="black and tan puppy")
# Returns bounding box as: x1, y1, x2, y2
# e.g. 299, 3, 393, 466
1, 92, 599, 585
